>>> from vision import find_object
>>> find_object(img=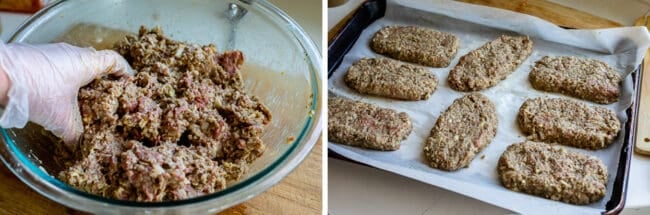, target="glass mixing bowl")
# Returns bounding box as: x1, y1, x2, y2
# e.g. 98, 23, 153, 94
0, 0, 322, 214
